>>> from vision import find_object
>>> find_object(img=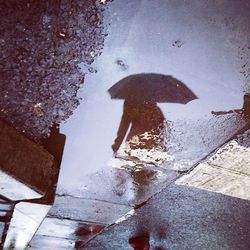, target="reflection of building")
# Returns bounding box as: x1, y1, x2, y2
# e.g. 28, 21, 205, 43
0, 119, 63, 203
243, 94, 250, 117
0, 119, 65, 247
0, 197, 15, 249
